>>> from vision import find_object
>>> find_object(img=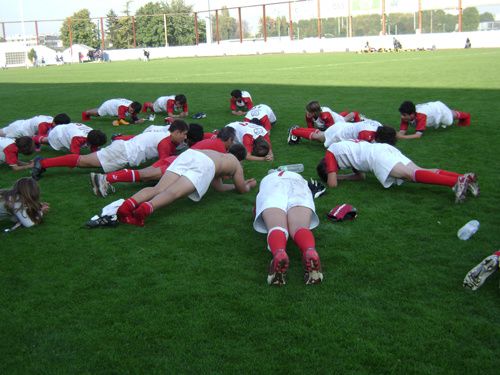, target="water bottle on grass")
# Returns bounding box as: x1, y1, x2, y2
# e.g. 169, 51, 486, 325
268, 163, 304, 174
457, 220, 480, 240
